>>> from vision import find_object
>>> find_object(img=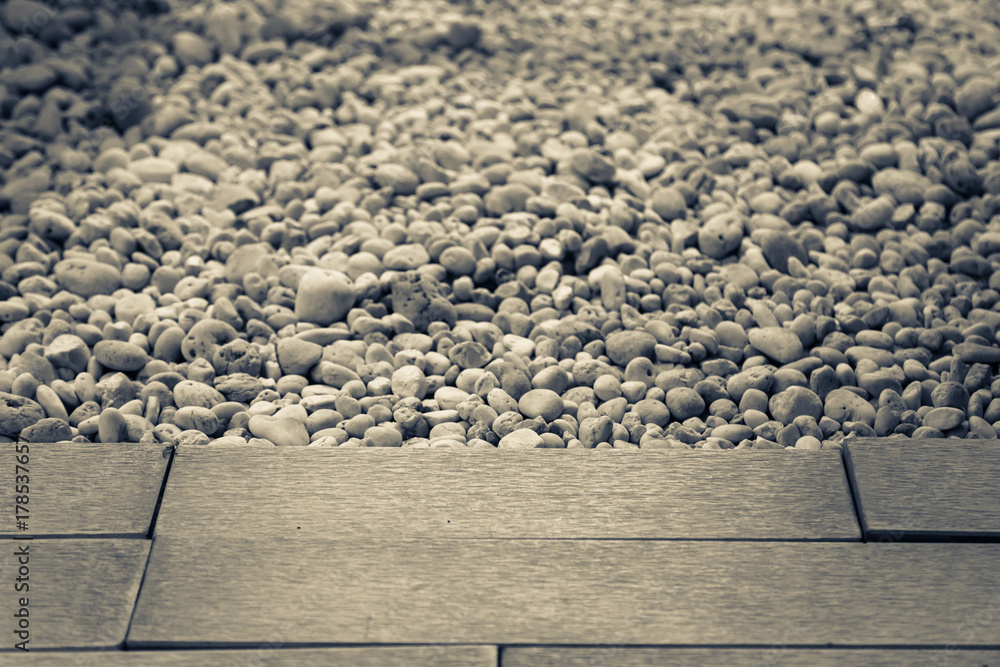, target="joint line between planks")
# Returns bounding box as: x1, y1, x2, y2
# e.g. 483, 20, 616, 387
840, 442, 869, 543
